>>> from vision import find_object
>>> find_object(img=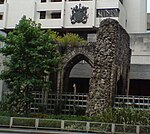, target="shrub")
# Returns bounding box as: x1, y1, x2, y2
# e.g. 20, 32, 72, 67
59, 33, 86, 47
39, 119, 61, 128
13, 118, 35, 127
0, 116, 10, 126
